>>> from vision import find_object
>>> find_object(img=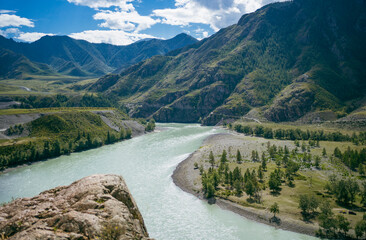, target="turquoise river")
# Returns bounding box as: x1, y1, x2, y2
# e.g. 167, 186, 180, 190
0, 123, 316, 239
